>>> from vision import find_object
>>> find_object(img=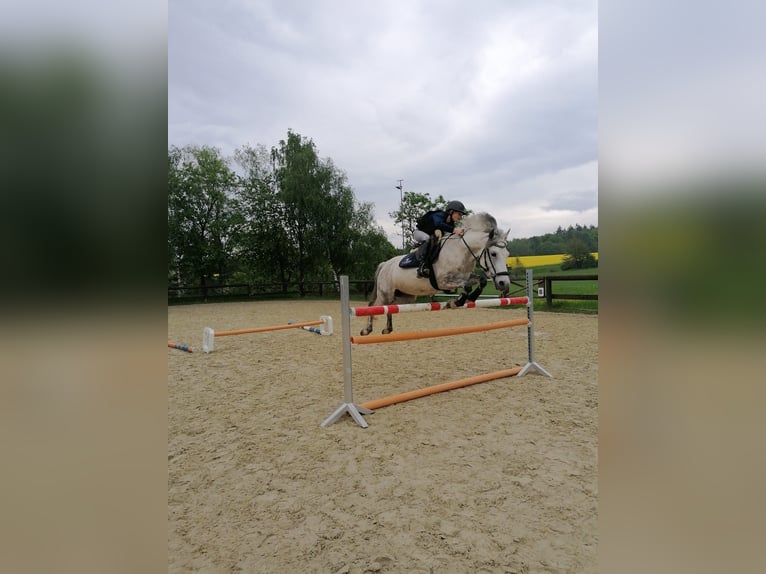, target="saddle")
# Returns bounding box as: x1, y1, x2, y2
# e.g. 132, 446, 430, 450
398, 239, 444, 270
399, 239, 448, 291
398, 252, 420, 269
